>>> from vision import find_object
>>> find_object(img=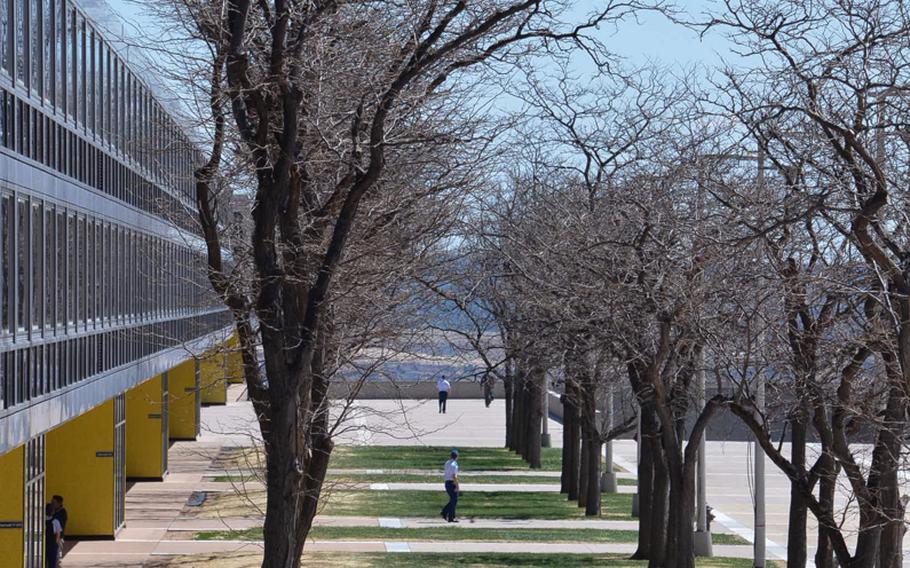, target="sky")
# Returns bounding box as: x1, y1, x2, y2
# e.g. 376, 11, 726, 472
103, 0, 737, 70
